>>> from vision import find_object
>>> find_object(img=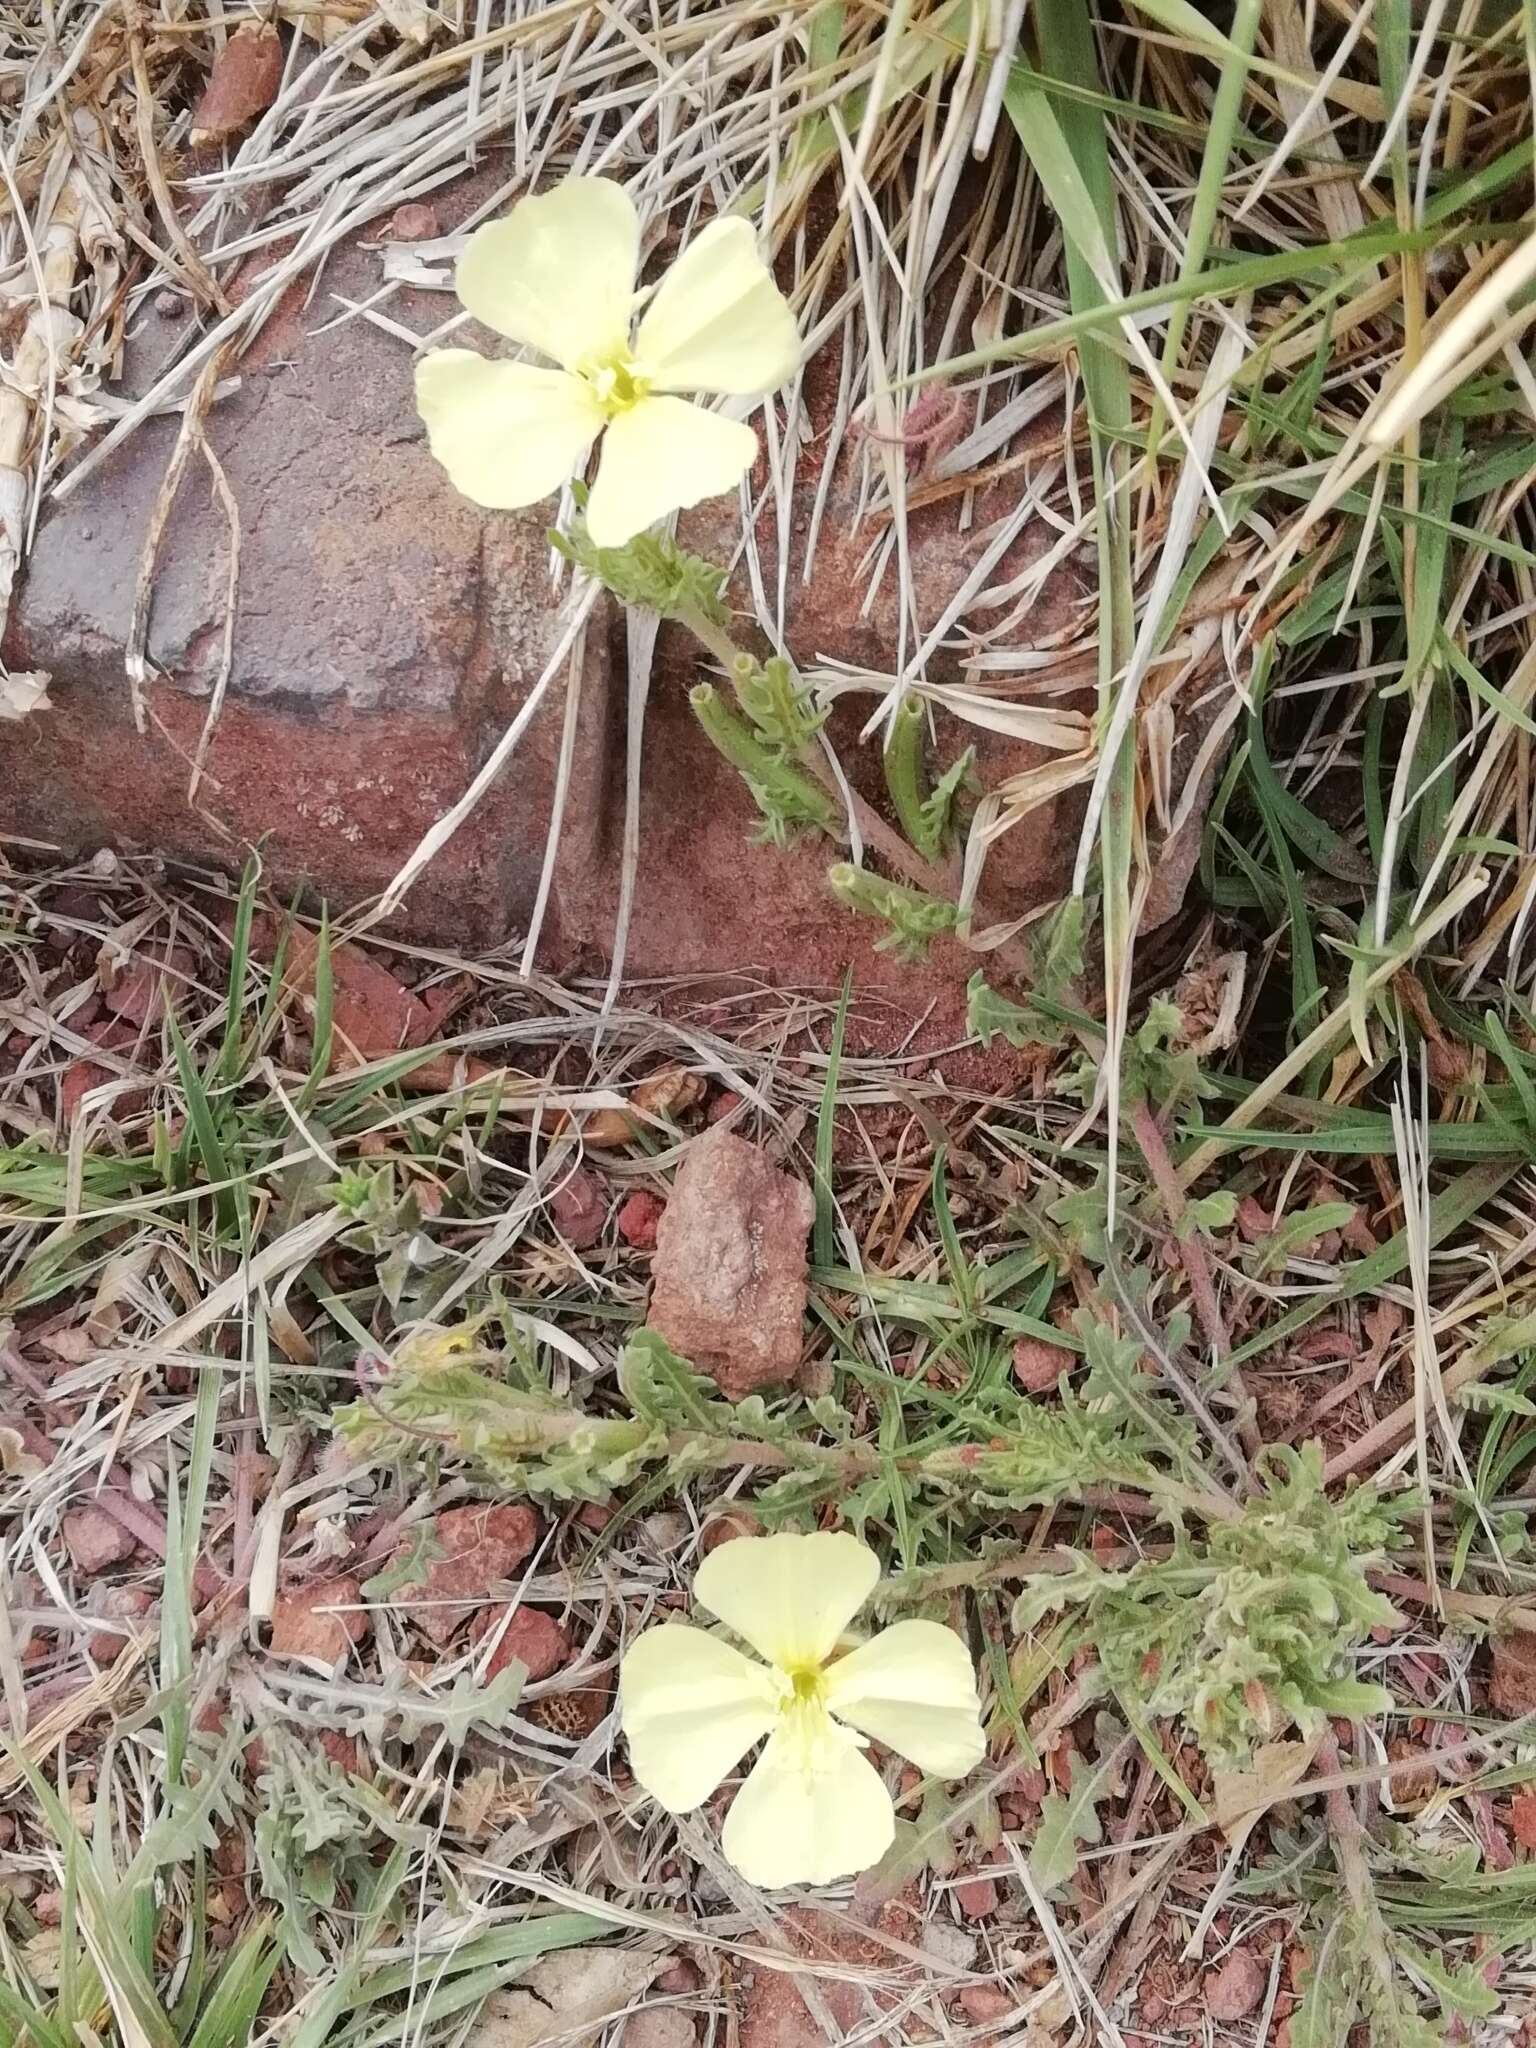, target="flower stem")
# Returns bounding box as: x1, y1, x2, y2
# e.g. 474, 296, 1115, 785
671, 602, 1036, 973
